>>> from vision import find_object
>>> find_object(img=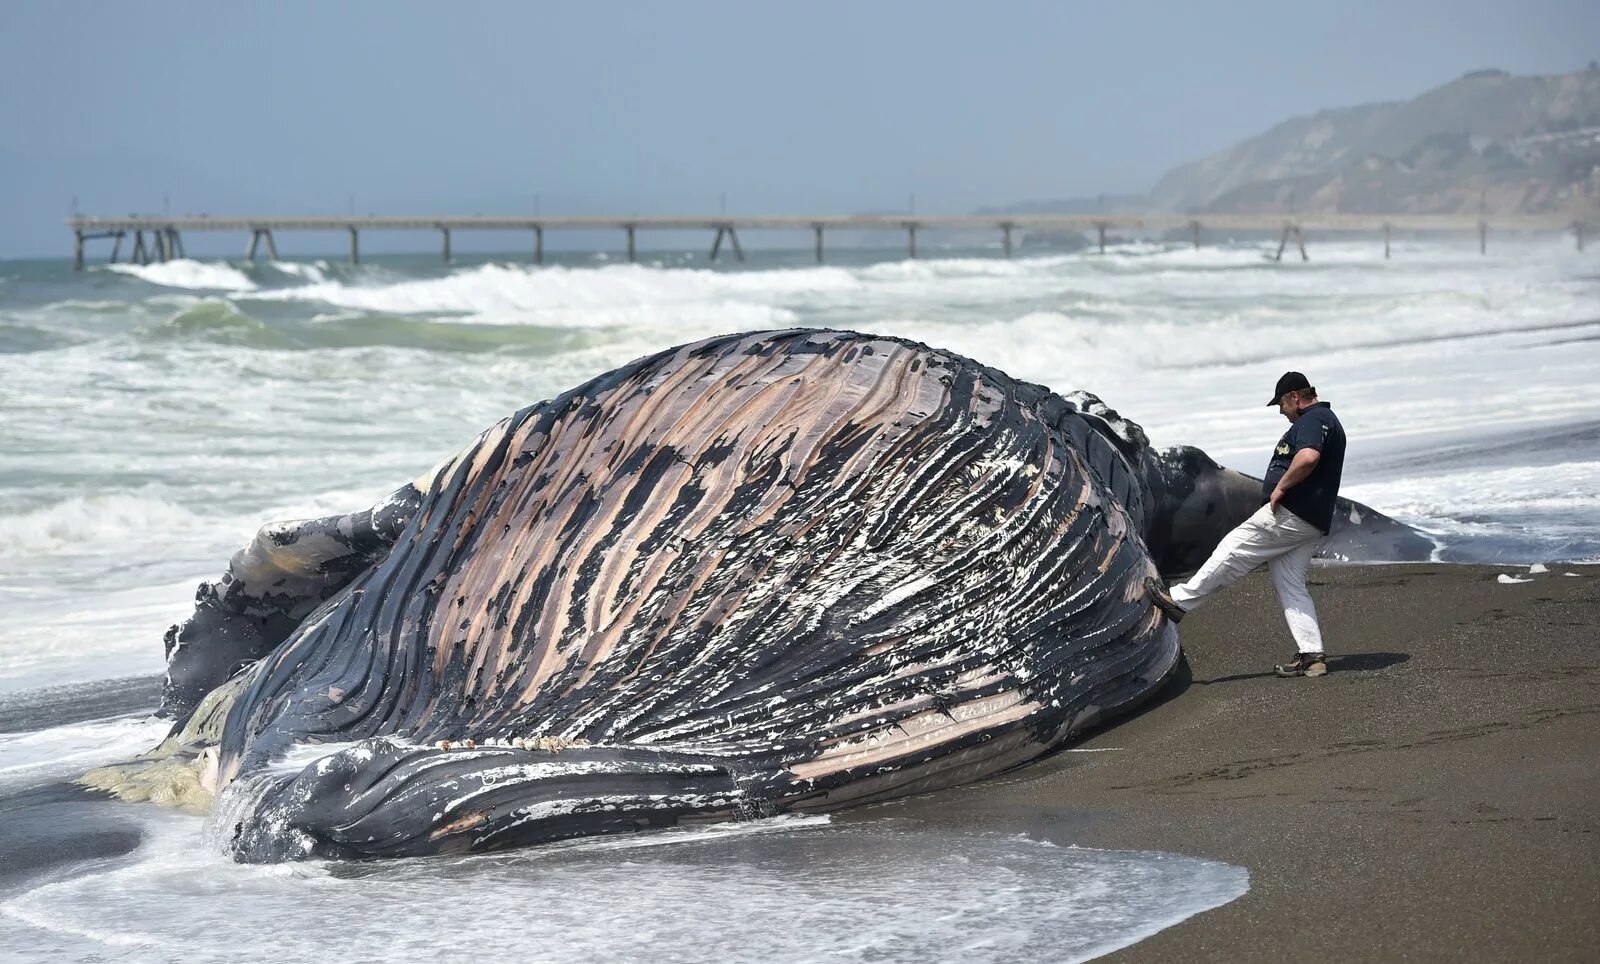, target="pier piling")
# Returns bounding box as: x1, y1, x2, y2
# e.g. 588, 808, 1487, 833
814, 224, 824, 263
907, 224, 917, 259
626, 225, 636, 263
726, 226, 745, 263
1271, 224, 1309, 262
535, 225, 544, 265
247, 228, 279, 261
1191, 220, 1201, 250
1578, 222, 1586, 253
1097, 222, 1107, 254
709, 228, 725, 262
441, 227, 452, 263
1384, 223, 1391, 260
1002, 224, 1013, 258
1480, 220, 1488, 255
74, 231, 84, 271
349, 227, 359, 265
